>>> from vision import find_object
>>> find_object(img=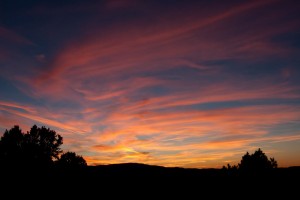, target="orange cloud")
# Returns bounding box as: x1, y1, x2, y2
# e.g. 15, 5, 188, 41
2, 0, 300, 168
0, 102, 89, 134
78, 104, 300, 166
